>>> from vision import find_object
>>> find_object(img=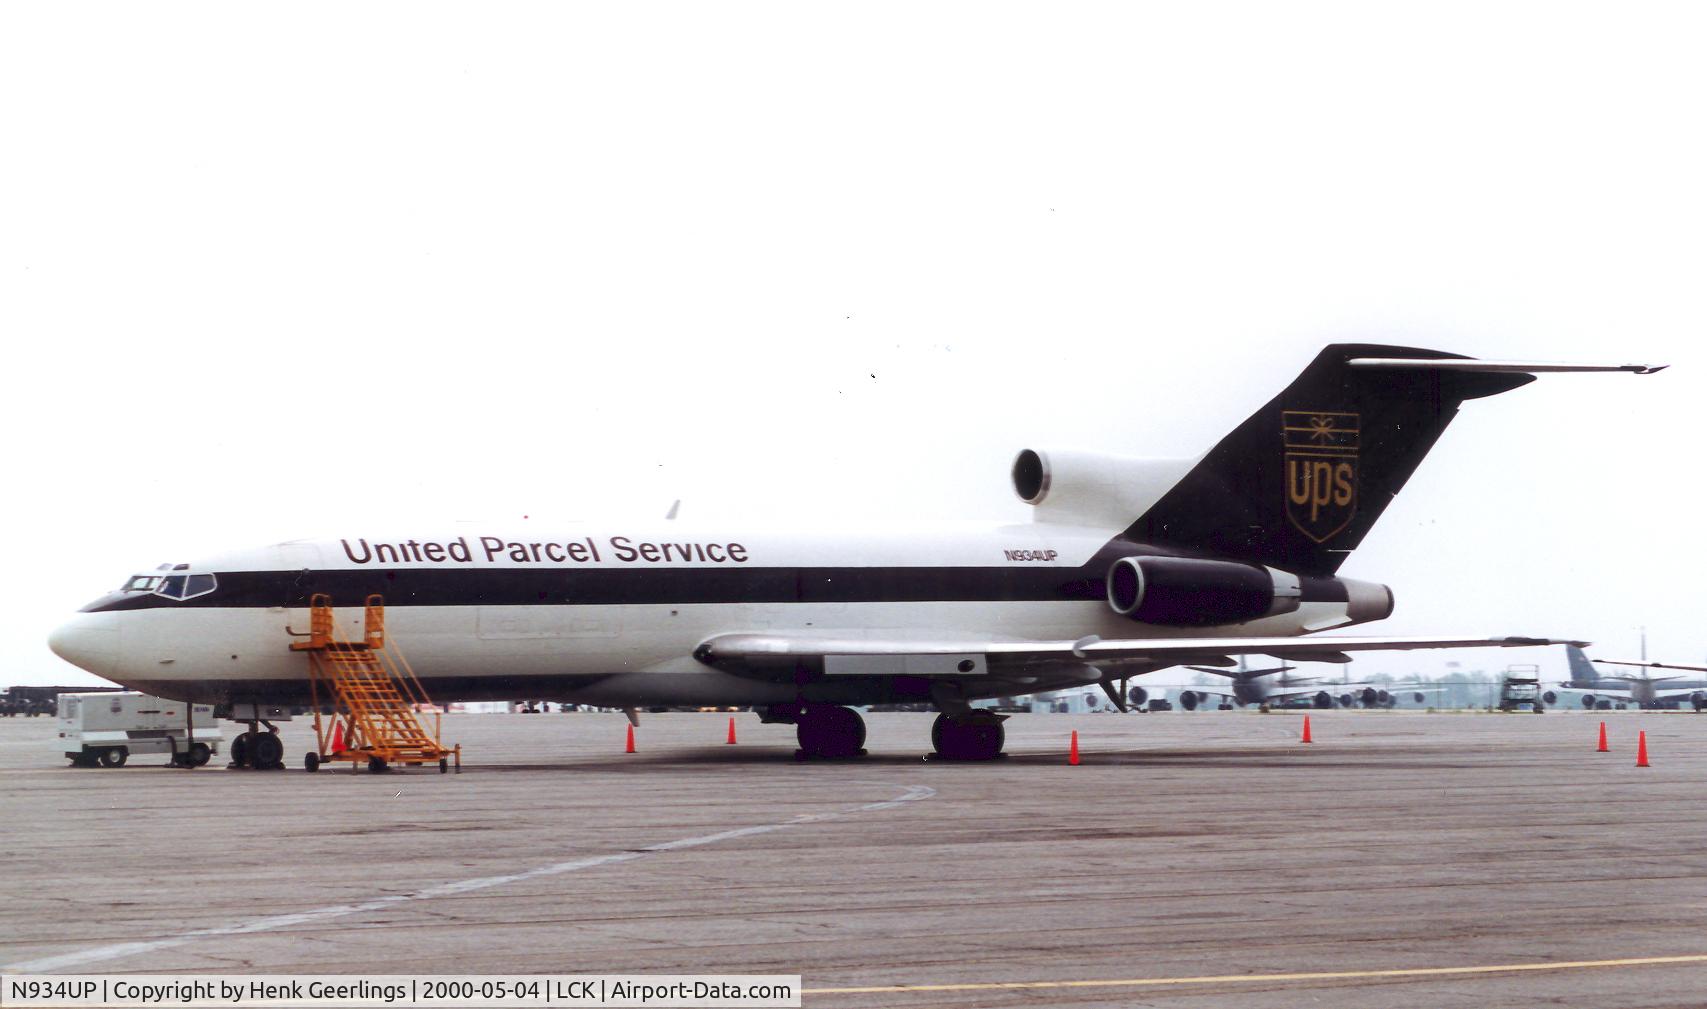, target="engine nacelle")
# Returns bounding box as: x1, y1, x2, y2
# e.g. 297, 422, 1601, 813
1542, 690, 1558, 705
1012, 448, 1195, 528
1127, 685, 1150, 707
1337, 692, 1354, 708
1313, 691, 1333, 709
1106, 556, 1301, 627
1179, 690, 1200, 711
1580, 694, 1599, 710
